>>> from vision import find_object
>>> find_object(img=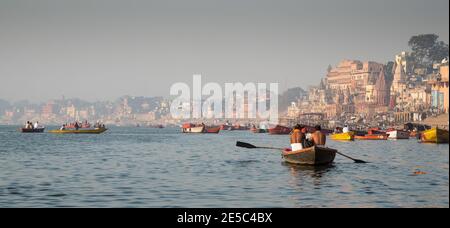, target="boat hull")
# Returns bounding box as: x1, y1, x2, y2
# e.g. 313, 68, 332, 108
387, 130, 410, 140
205, 126, 221, 134
49, 128, 107, 134
268, 125, 292, 135
355, 134, 388, 140
251, 128, 268, 133
20, 128, 45, 133
330, 132, 354, 141
282, 146, 337, 166
421, 128, 449, 144
182, 126, 205, 133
